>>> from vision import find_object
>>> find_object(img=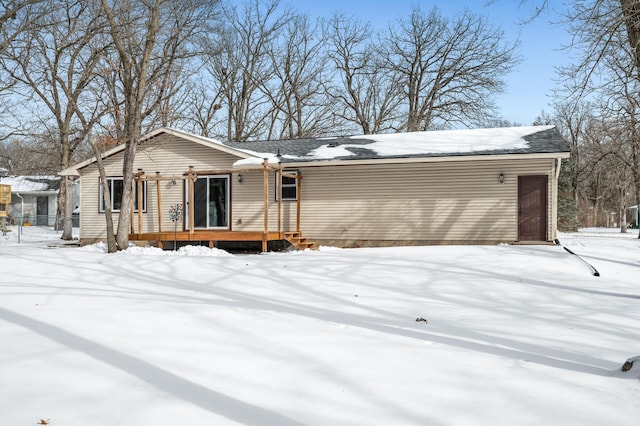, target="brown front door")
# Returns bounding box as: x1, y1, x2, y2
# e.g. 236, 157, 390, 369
518, 175, 548, 241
